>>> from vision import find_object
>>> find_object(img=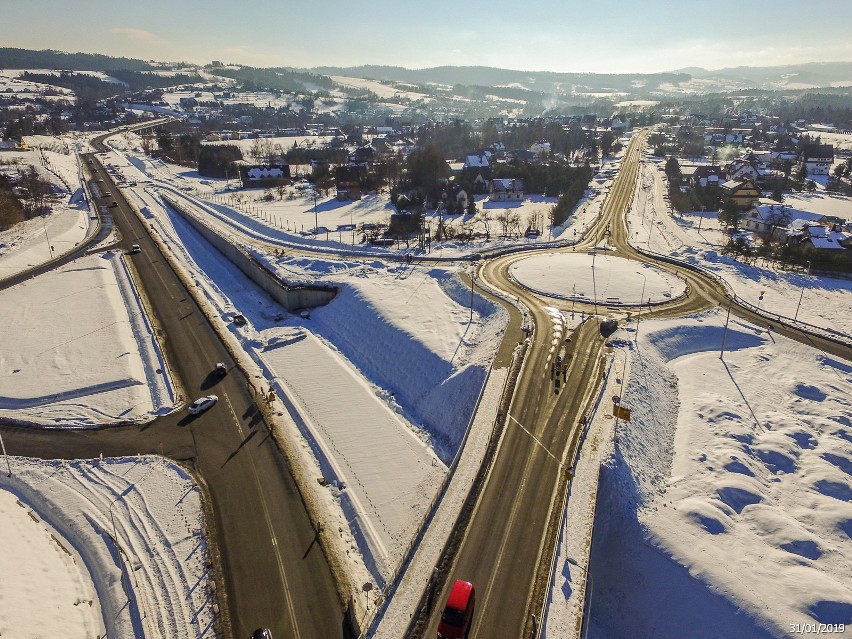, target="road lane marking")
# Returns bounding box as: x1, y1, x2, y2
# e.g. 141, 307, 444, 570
223, 392, 301, 639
